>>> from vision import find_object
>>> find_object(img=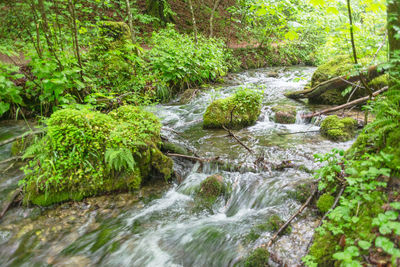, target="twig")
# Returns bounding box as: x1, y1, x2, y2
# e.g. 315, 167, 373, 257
0, 130, 44, 147
166, 153, 218, 163
222, 125, 254, 154
265, 185, 319, 247
0, 187, 22, 220
305, 186, 346, 253
0, 156, 23, 165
